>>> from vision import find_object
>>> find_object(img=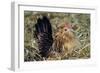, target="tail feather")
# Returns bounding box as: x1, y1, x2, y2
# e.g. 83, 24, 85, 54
35, 16, 53, 57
